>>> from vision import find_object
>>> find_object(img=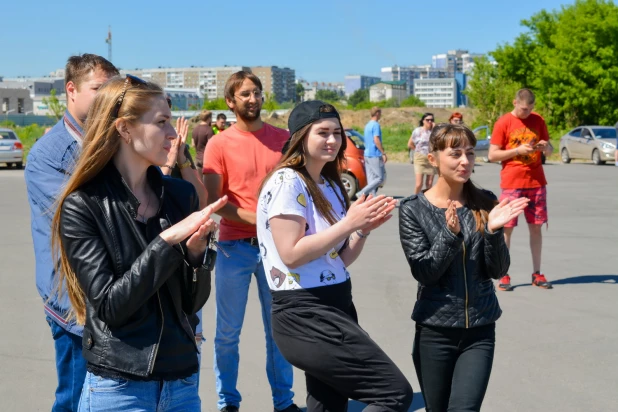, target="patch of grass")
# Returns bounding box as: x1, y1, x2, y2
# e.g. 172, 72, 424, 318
382, 124, 412, 153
